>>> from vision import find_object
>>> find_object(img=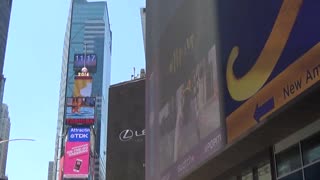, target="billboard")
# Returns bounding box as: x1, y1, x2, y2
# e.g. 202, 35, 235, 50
74, 54, 97, 73
106, 79, 145, 180
216, 0, 320, 143
63, 141, 90, 178
59, 156, 64, 180
146, 0, 225, 179
65, 97, 95, 125
68, 127, 90, 142
73, 76, 93, 97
